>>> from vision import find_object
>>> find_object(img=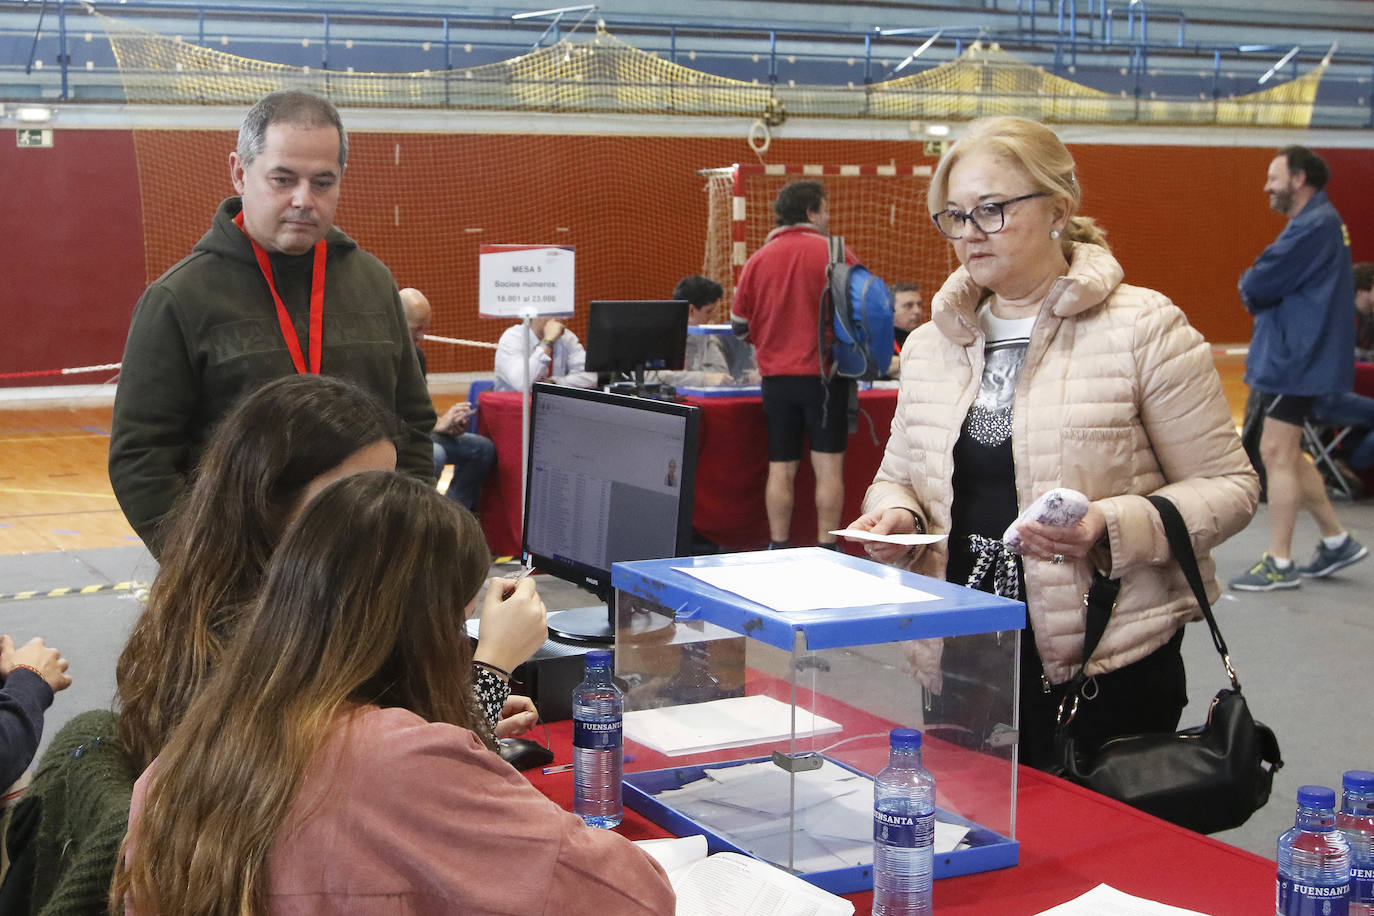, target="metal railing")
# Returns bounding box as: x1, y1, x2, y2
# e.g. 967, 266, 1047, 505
3, 0, 1370, 126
